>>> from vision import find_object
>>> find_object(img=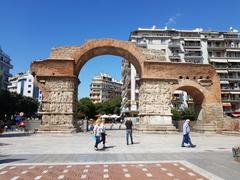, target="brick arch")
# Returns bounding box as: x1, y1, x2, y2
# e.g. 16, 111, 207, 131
170, 79, 223, 128
73, 39, 144, 77
175, 85, 205, 105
